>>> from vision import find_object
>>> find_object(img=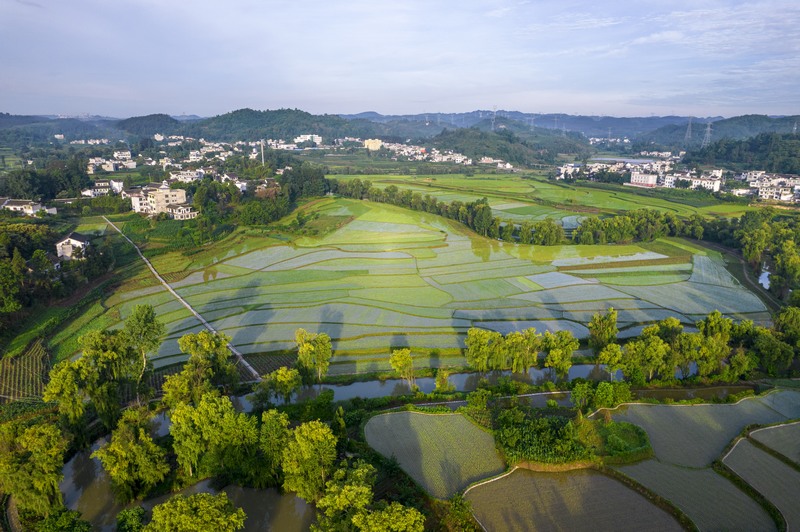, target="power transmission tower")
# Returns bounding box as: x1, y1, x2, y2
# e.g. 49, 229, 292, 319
794, 121, 798, 135
491, 106, 497, 131
260, 139, 265, 166
701, 123, 713, 149
607, 127, 612, 143
683, 118, 693, 146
